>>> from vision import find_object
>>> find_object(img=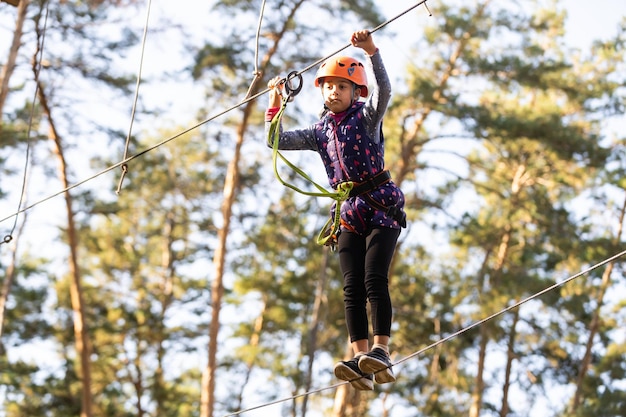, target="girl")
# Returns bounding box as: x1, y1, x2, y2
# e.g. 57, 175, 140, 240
266, 30, 406, 390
